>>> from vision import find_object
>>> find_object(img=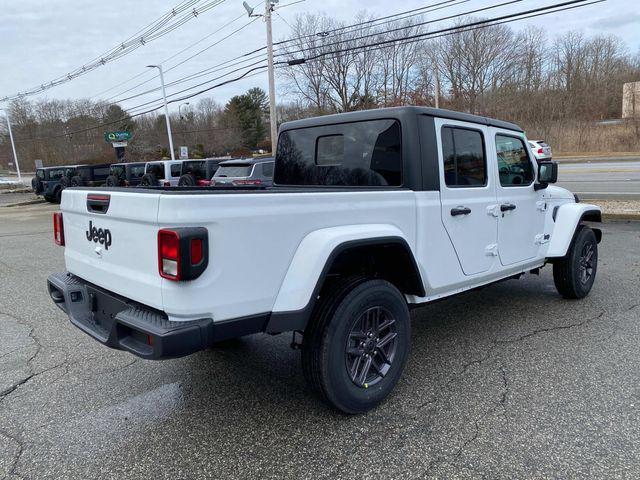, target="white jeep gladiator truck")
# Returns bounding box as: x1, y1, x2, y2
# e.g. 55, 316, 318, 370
48, 107, 602, 413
